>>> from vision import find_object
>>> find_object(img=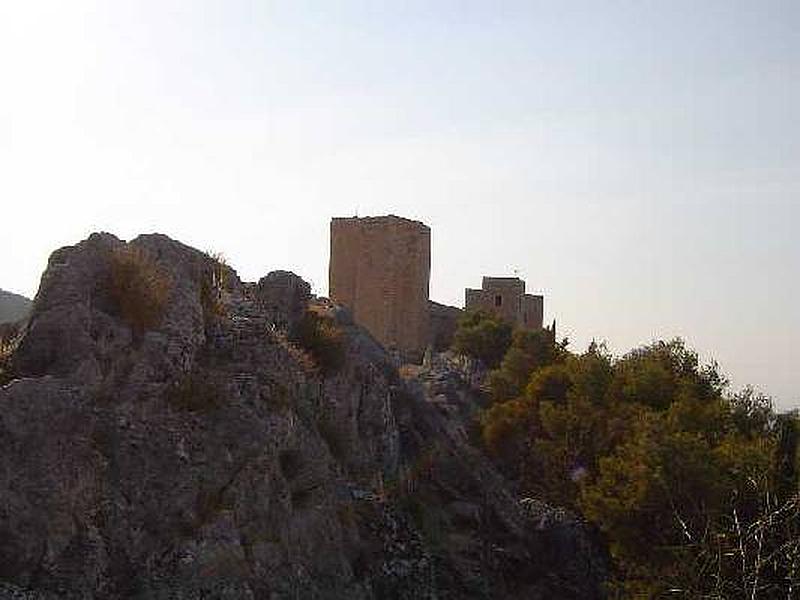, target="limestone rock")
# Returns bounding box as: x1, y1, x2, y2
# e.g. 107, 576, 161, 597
0, 233, 605, 599
255, 270, 311, 329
